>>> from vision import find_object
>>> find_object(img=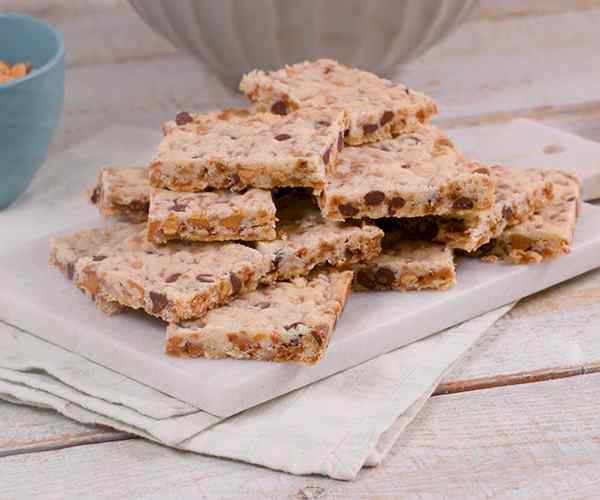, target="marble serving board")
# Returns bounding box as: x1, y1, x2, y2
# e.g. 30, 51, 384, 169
1, 203, 600, 417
